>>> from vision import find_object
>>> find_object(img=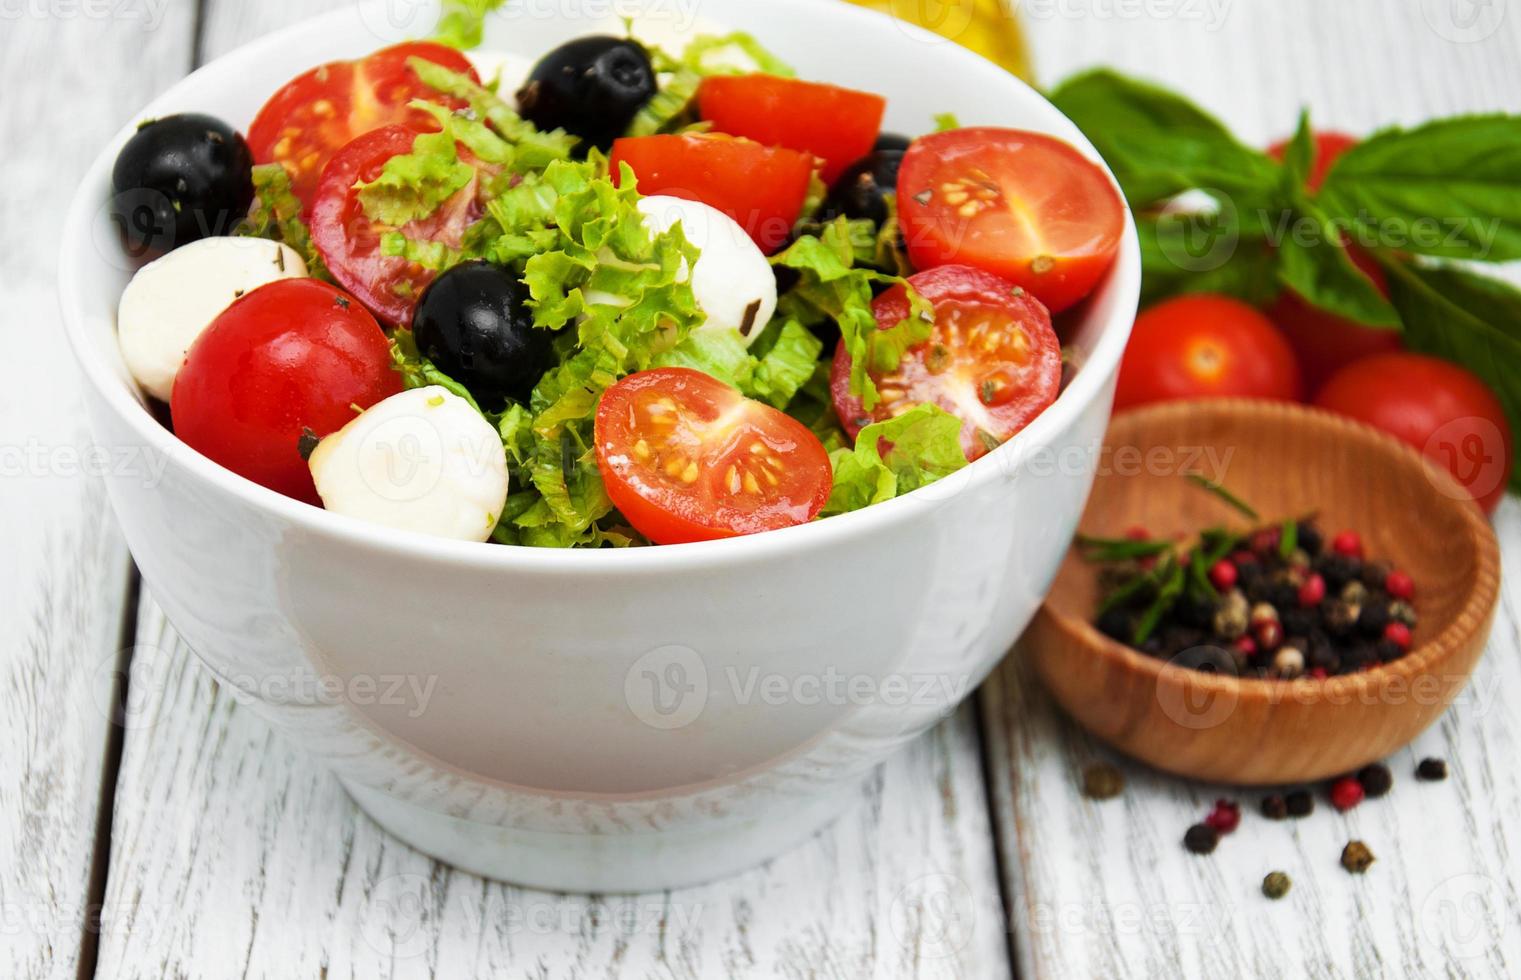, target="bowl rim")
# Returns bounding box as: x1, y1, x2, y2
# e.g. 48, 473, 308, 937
1036, 398, 1502, 700
58, 0, 1142, 573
